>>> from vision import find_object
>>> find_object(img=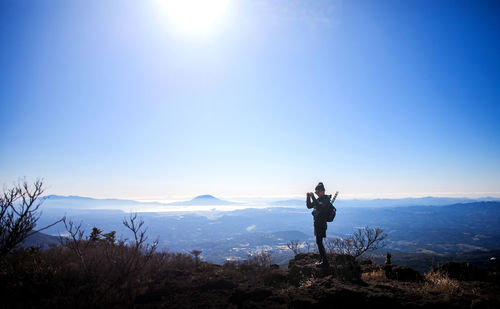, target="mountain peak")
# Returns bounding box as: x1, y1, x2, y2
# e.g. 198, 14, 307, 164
193, 194, 217, 200
168, 194, 237, 206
